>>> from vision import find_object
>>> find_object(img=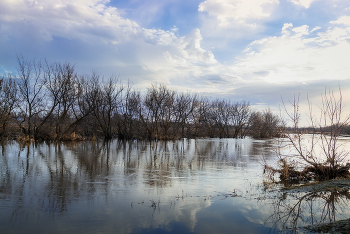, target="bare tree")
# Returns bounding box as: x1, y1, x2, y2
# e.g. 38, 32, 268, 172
208, 99, 230, 138
139, 84, 174, 139
4, 57, 263, 140
157, 85, 175, 139
64, 73, 98, 135
172, 92, 198, 138
90, 75, 124, 140
122, 89, 143, 139
250, 108, 282, 139
43, 61, 80, 140
16, 55, 47, 138
230, 101, 251, 138
266, 89, 350, 182
0, 74, 17, 137
196, 97, 215, 138
116, 82, 137, 139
